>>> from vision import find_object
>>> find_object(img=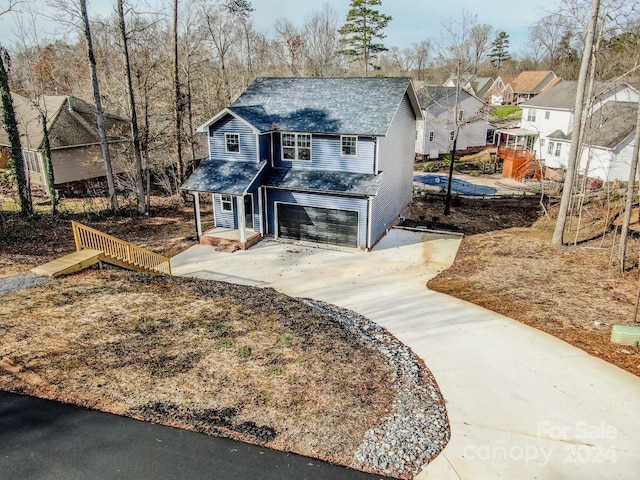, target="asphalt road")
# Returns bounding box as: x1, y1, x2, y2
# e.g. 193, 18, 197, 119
0, 391, 392, 480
